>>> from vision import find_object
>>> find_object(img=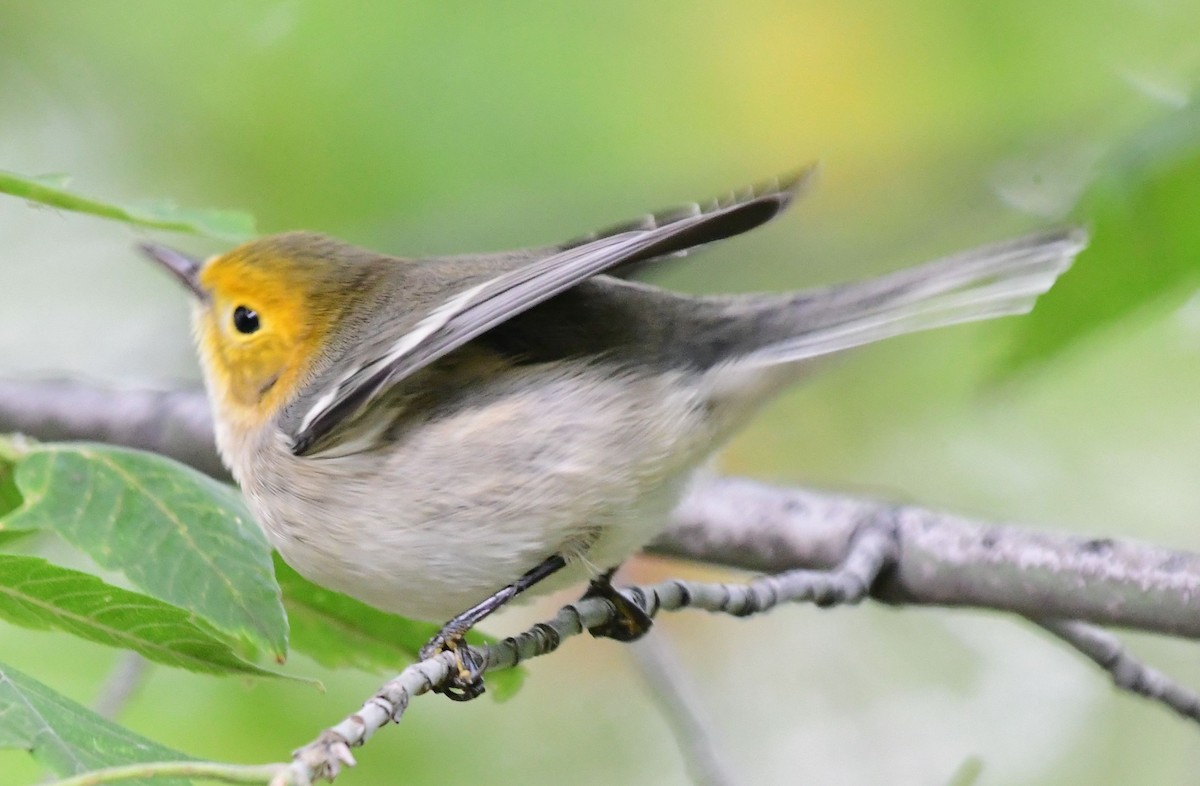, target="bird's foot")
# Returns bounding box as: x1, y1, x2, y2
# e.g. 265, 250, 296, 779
581, 574, 653, 642
419, 629, 486, 702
